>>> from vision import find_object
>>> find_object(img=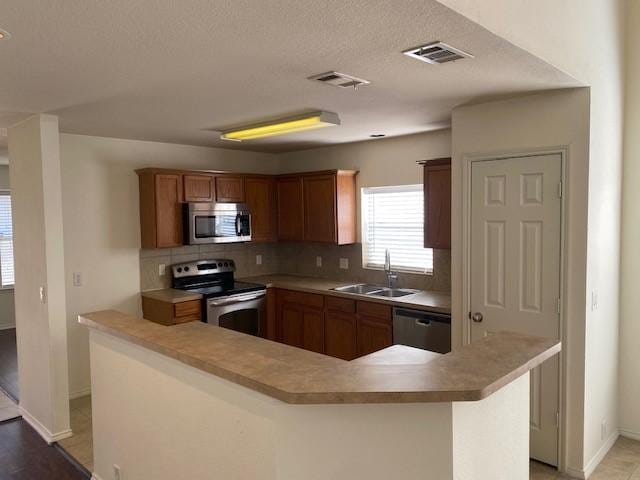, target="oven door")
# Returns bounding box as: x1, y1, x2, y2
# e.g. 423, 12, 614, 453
206, 290, 266, 337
